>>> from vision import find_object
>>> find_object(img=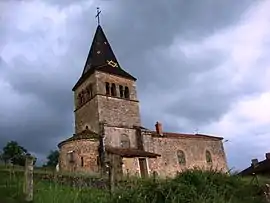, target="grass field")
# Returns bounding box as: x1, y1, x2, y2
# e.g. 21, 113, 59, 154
0, 167, 269, 203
